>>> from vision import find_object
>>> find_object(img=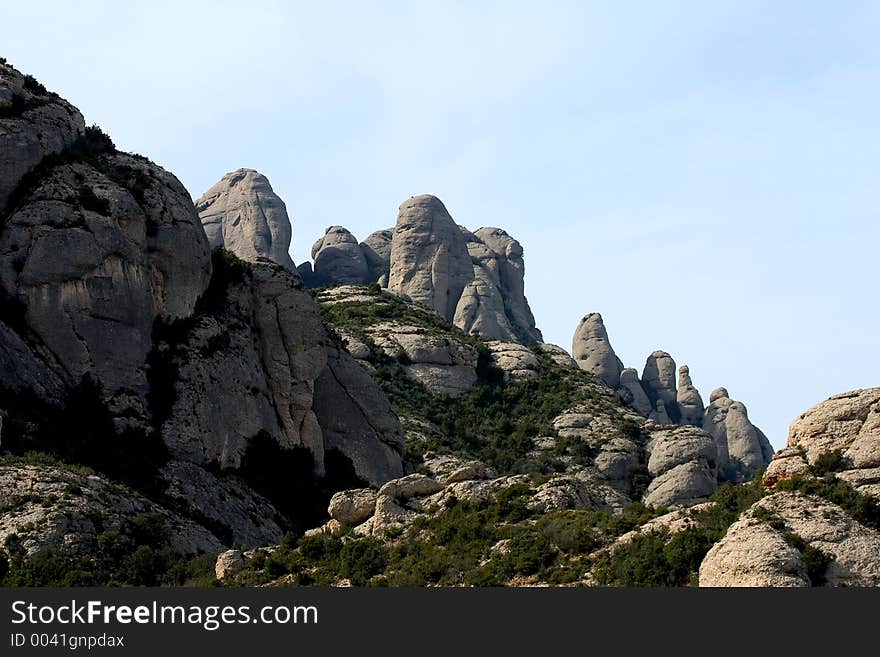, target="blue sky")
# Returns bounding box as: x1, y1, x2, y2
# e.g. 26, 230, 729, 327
3, 1, 879, 448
